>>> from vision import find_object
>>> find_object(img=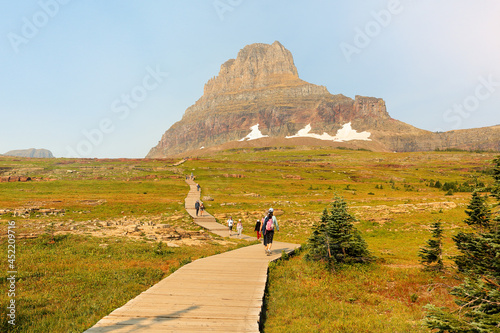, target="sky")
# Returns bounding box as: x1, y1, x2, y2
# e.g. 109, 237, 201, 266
1, 0, 499, 158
